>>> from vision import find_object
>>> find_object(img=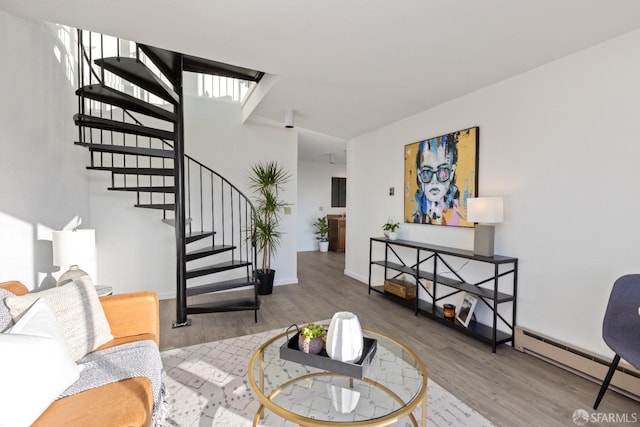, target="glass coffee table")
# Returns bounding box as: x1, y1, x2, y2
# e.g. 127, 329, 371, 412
248, 327, 427, 426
